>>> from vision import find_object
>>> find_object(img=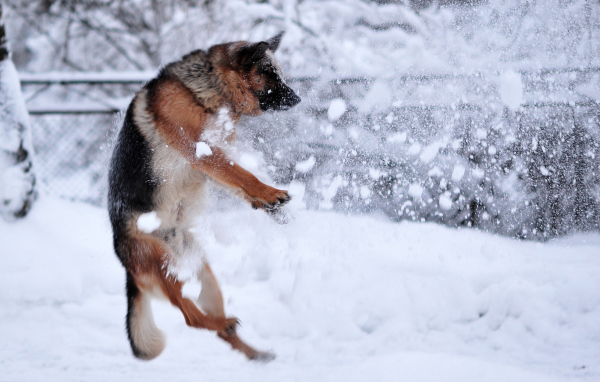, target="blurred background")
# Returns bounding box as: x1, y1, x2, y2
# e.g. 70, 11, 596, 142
4, 0, 600, 239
